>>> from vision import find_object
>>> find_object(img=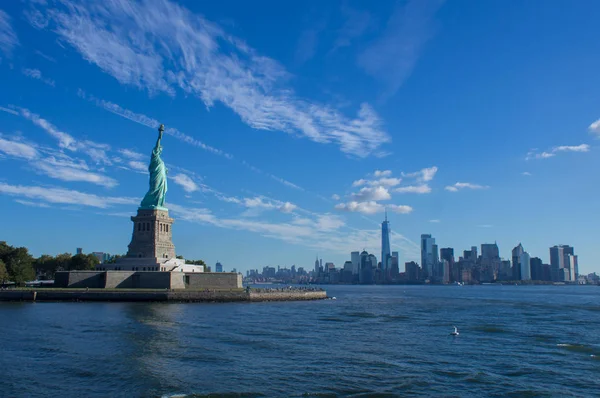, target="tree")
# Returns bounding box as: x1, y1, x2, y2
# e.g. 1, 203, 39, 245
69, 254, 99, 271
185, 259, 206, 266
34, 254, 57, 279
54, 253, 72, 271
0, 259, 8, 284
5, 247, 35, 284
106, 254, 124, 264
